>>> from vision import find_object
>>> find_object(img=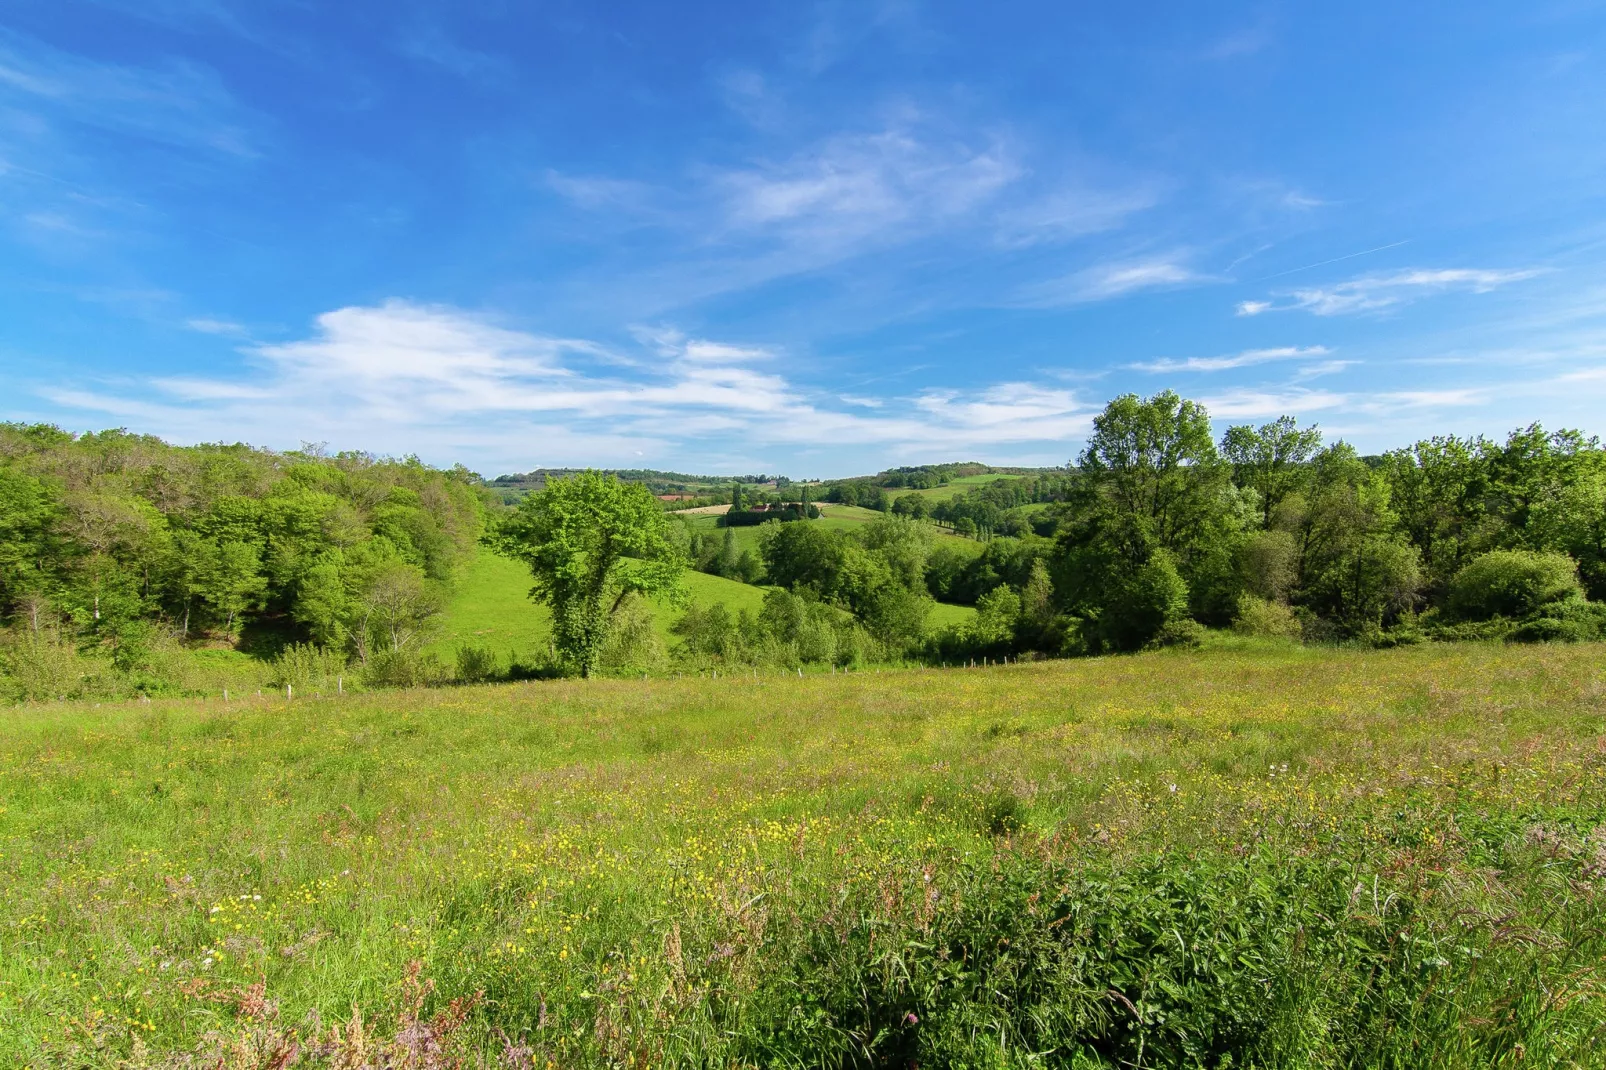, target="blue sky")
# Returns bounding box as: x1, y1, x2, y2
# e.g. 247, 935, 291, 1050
2, 1, 1603, 478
